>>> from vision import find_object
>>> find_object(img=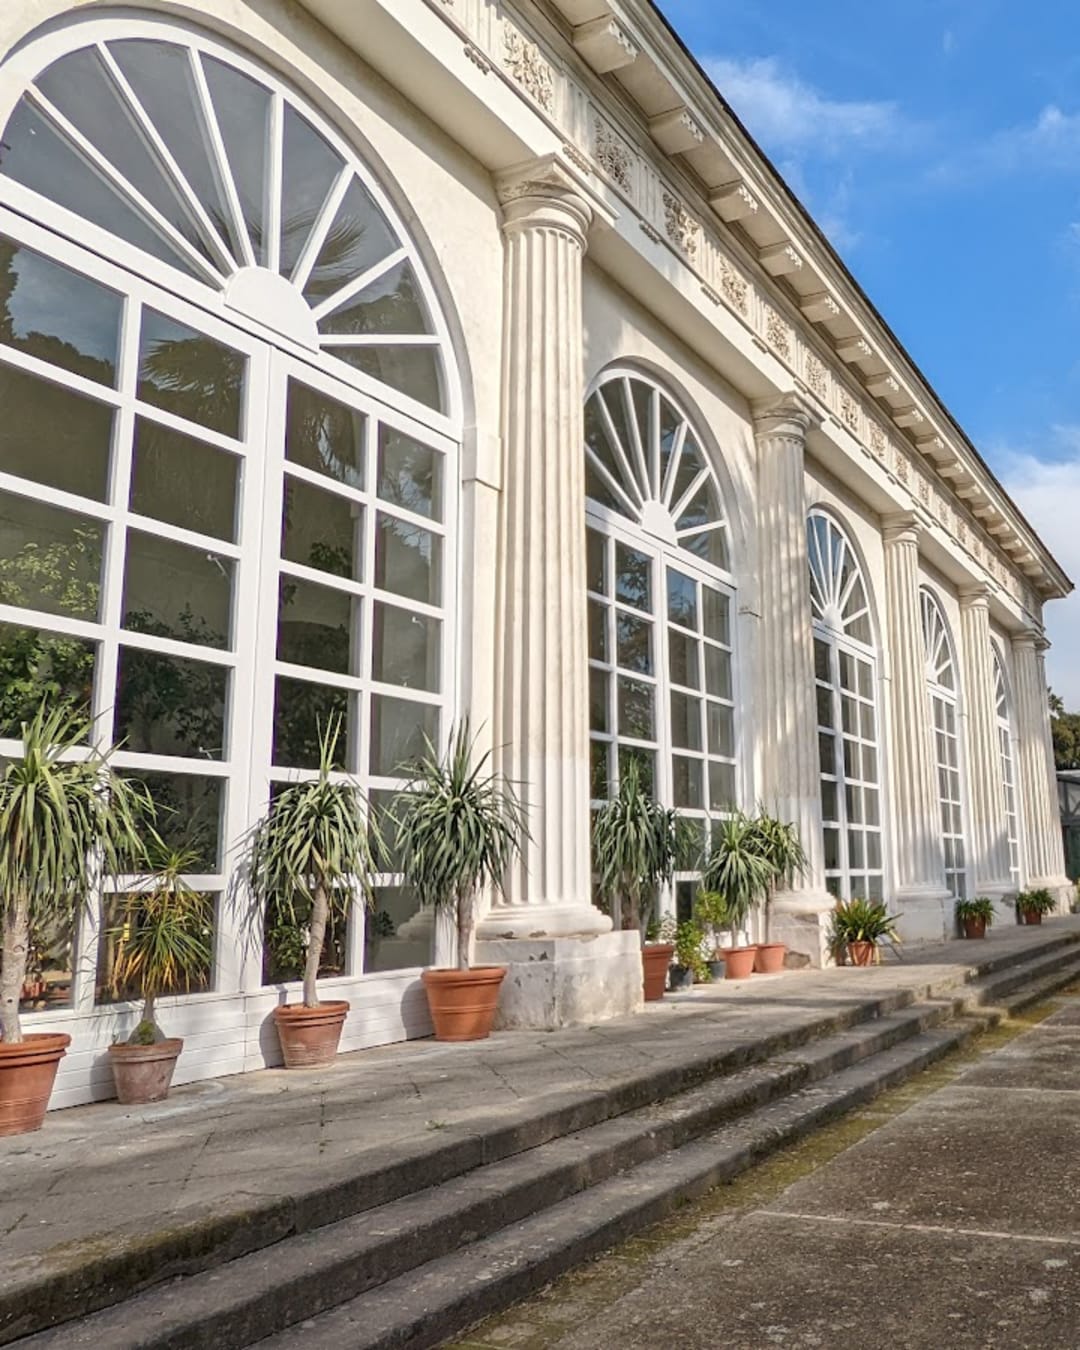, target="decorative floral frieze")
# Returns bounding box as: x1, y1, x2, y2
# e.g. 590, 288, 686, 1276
839, 391, 859, 433
869, 422, 887, 459
805, 352, 827, 398
594, 119, 633, 193
764, 306, 791, 361
719, 258, 748, 315
503, 28, 553, 110
894, 450, 909, 485
917, 472, 930, 505
662, 191, 699, 258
